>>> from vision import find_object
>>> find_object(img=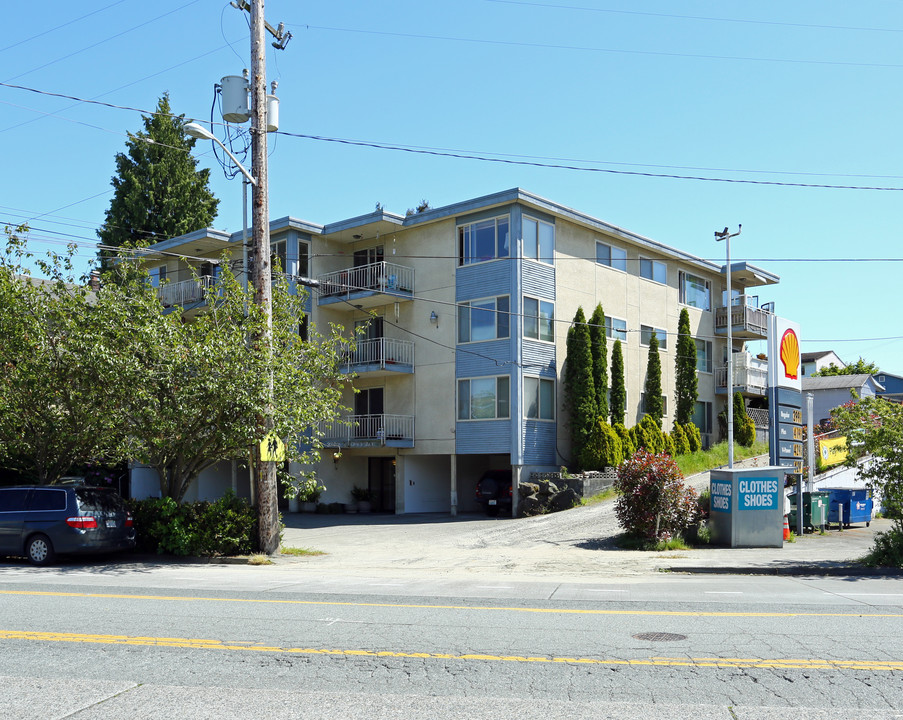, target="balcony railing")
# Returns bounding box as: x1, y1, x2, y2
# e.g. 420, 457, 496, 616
714, 295, 770, 339
716, 354, 768, 396
320, 413, 415, 448
316, 261, 413, 306
341, 338, 414, 374
157, 276, 216, 307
